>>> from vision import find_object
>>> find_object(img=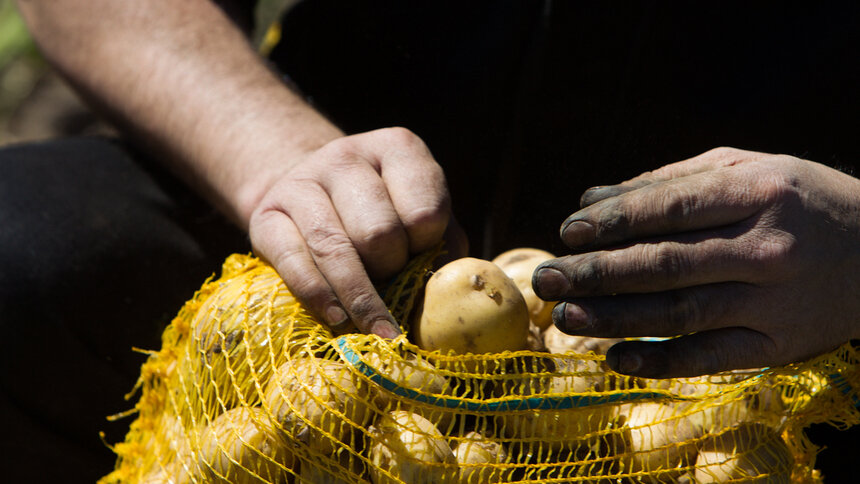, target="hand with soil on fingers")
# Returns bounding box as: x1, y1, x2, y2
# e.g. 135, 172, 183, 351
533, 147, 860, 378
